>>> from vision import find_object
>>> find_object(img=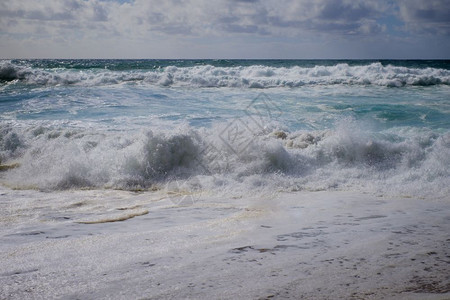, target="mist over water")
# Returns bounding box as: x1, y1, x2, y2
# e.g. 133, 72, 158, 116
1, 59, 449, 199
